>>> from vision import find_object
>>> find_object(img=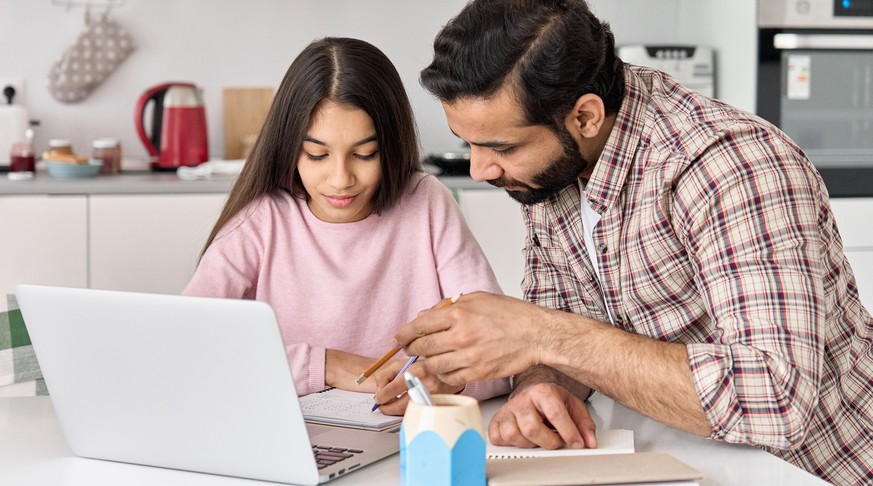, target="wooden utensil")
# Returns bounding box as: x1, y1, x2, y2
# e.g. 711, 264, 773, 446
222, 87, 274, 160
